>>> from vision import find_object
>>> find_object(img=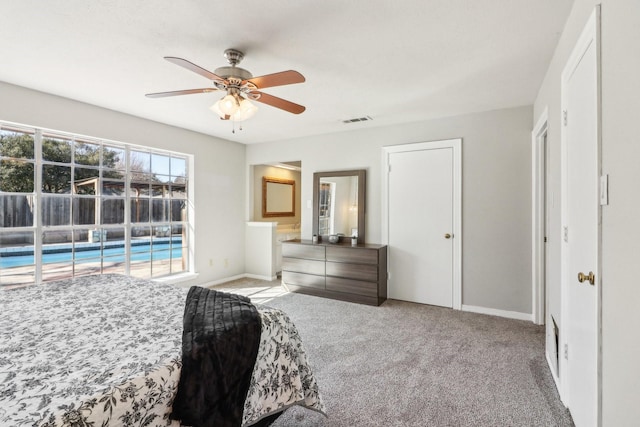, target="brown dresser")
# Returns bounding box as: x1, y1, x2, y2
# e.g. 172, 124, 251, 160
281, 239, 387, 306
